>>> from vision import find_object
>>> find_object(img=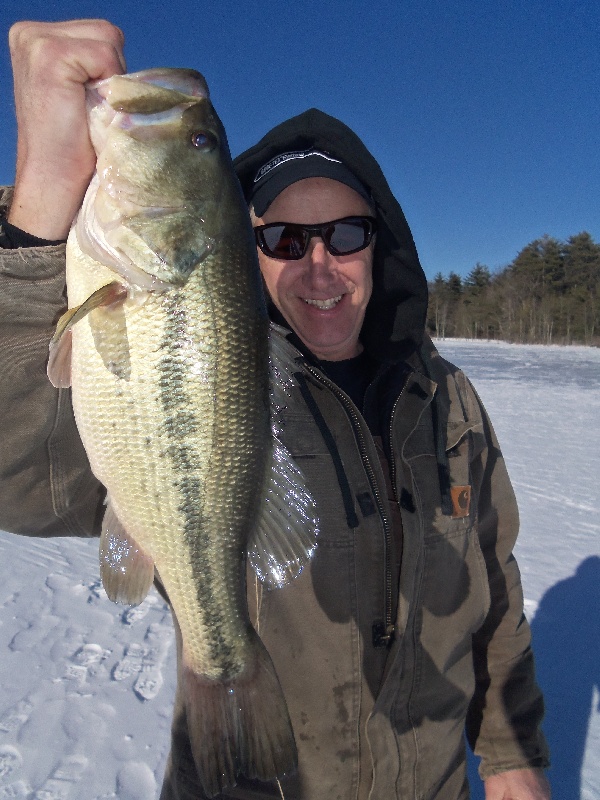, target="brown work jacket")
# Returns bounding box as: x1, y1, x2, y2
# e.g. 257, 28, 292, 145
0, 186, 548, 799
